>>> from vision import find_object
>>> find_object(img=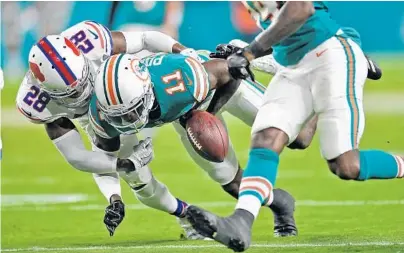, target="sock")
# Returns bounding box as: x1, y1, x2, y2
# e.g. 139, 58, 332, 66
171, 198, 189, 218
358, 150, 404, 180
235, 148, 279, 218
